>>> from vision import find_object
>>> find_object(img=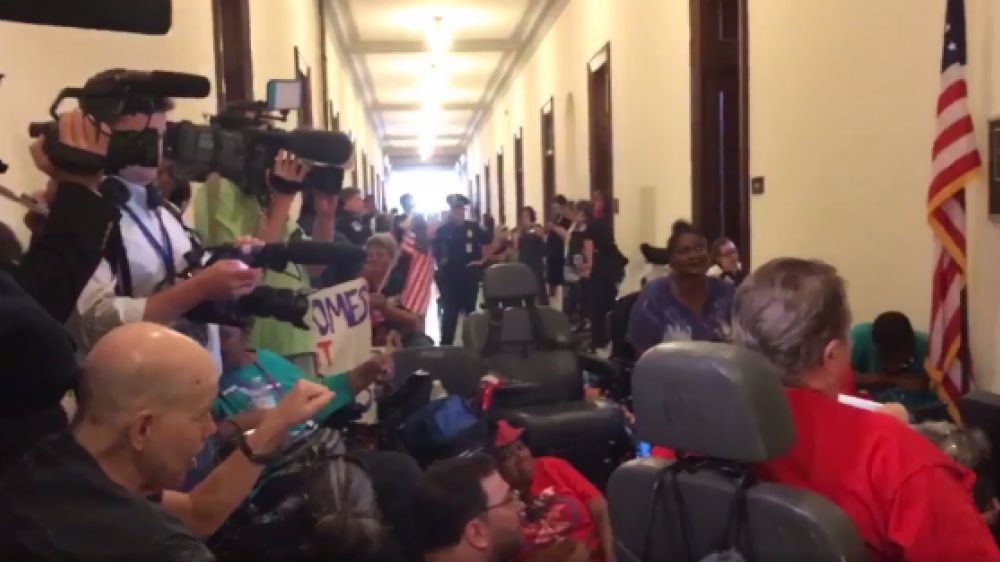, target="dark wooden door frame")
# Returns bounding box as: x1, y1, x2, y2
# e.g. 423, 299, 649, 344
211, 0, 253, 111
361, 152, 368, 195
329, 103, 341, 131
475, 174, 483, 220
587, 43, 614, 232
540, 96, 556, 224
690, 0, 750, 262
484, 163, 492, 216
294, 46, 314, 127
497, 149, 507, 225
514, 127, 525, 222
